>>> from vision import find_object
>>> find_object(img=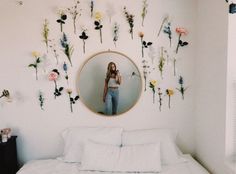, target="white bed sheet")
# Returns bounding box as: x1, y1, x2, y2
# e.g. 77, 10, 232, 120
17, 155, 209, 174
